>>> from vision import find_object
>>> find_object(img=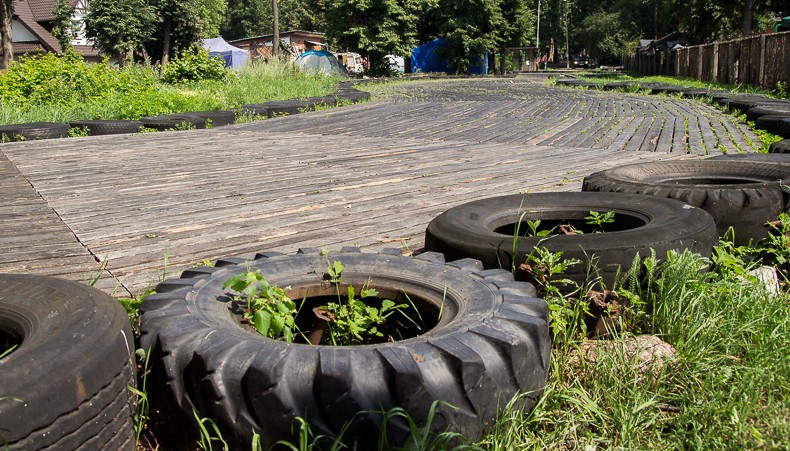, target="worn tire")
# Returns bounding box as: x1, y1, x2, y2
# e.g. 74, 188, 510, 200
69, 120, 145, 136
140, 114, 208, 131
776, 118, 790, 139
140, 249, 550, 449
720, 95, 772, 112
583, 160, 790, 245
0, 122, 70, 141
186, 110, 236, 127
336, 90, 371, 102
754, 114, 790, 133
424, 192, 717, 288
769, 138, 790, 153
0, 274, 135, 450
745, 103, 790, 122
709, 153, 790, 164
